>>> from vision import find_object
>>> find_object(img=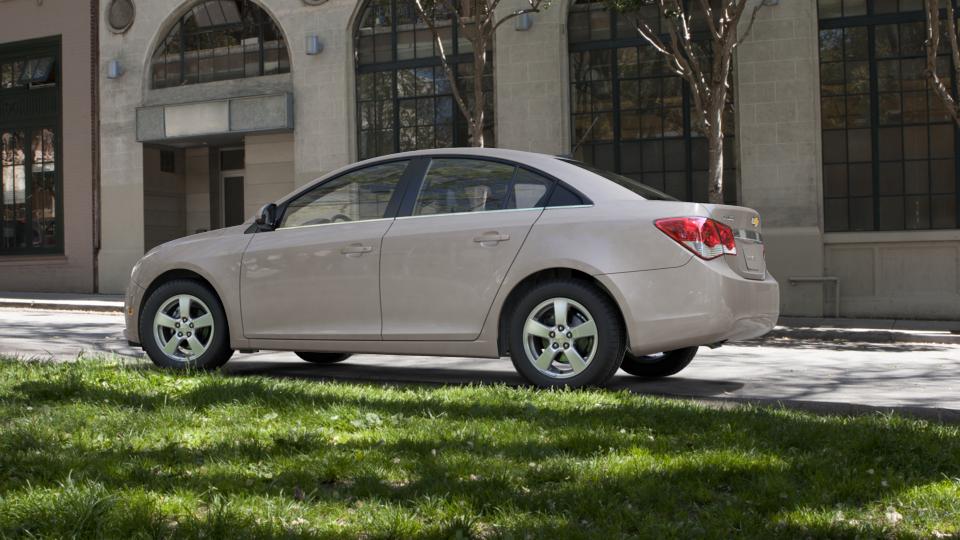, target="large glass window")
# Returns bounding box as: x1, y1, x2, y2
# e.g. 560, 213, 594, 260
1, 41, 60, 255
151, 0, 290, 89
819, 0, 959, 231
354, 0, 494, 160
567, 0, 737, 203
280, 161, 408, 228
